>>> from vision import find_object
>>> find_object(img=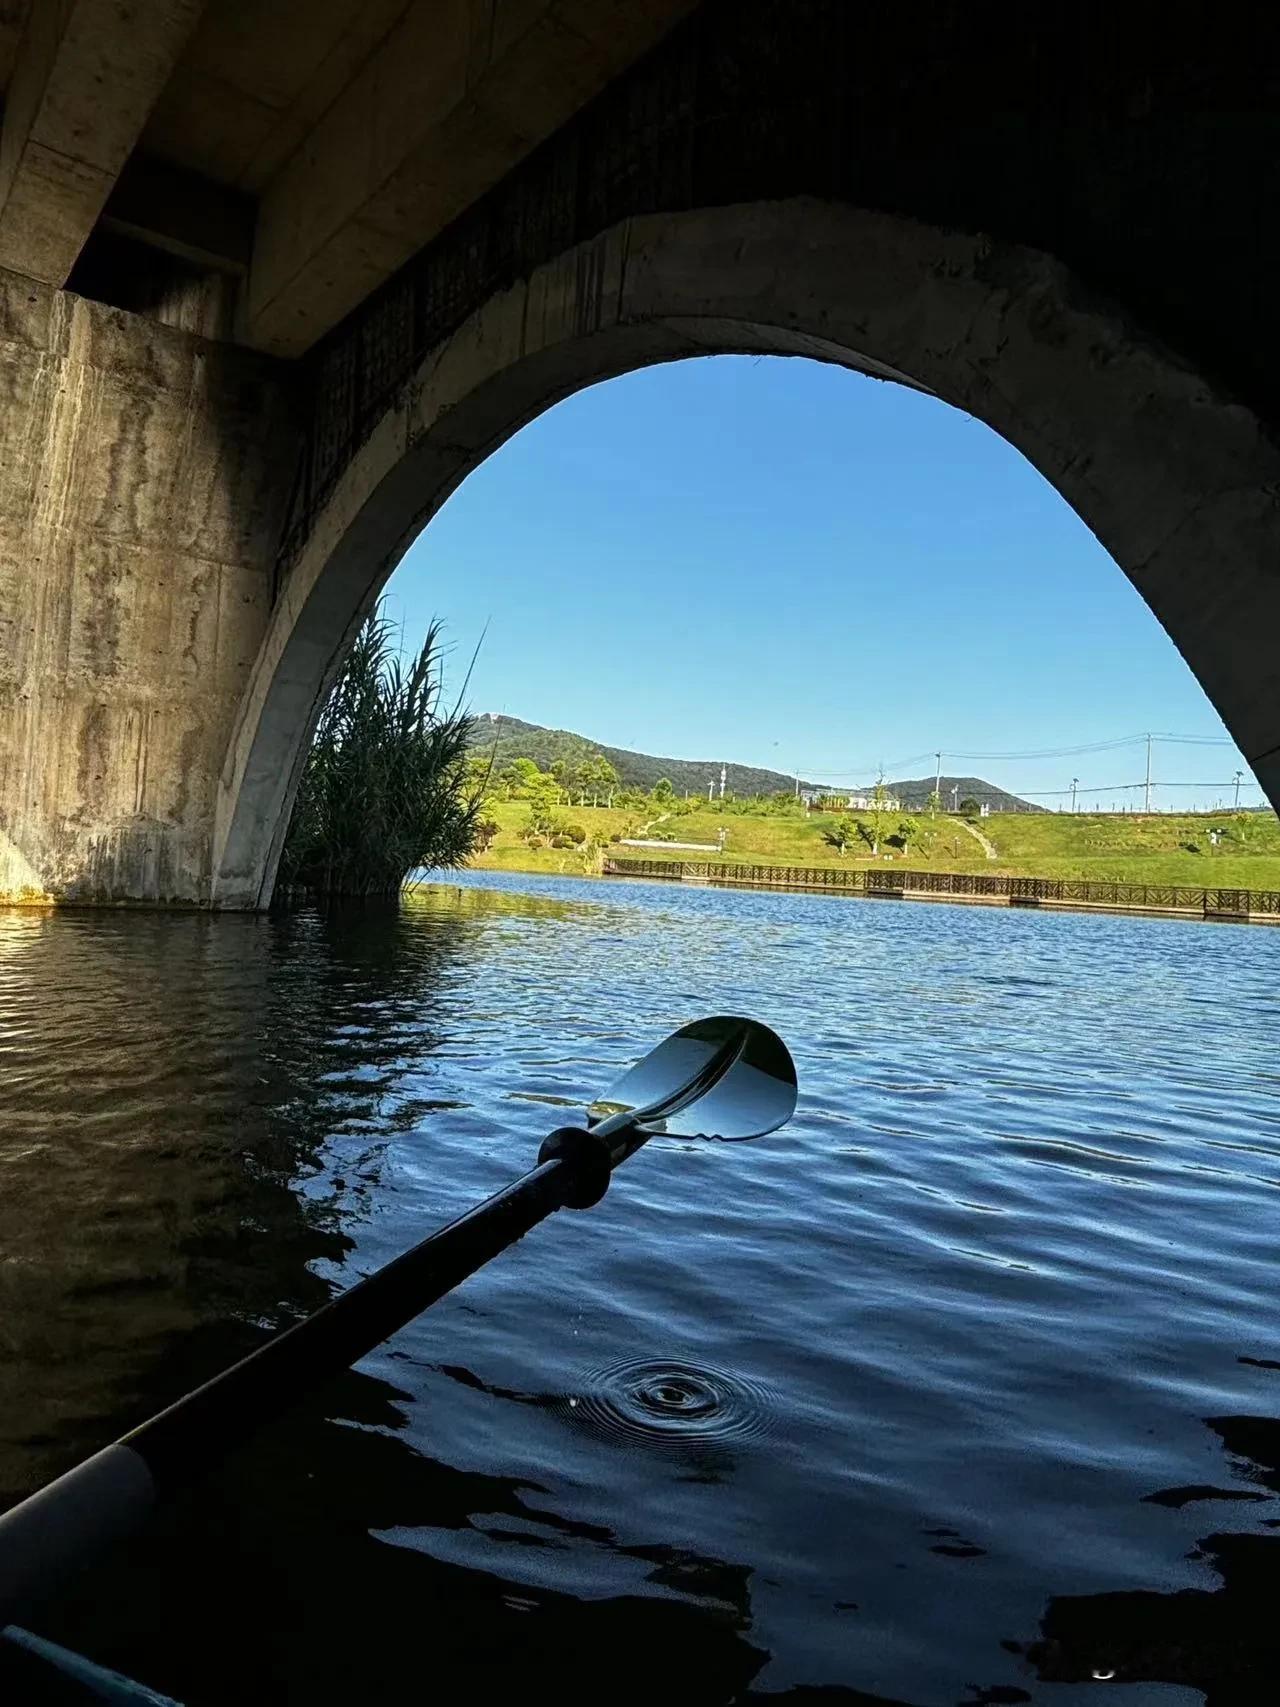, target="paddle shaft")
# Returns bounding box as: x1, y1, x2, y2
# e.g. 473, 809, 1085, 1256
0, 1124, 641, 1629
0, 1010, 797, 1640
130, 1156, 575, 1490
